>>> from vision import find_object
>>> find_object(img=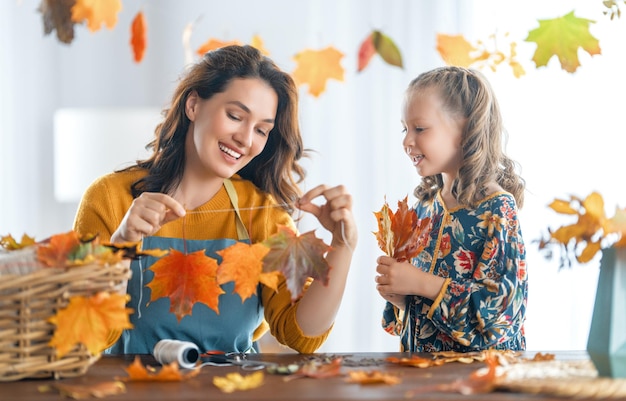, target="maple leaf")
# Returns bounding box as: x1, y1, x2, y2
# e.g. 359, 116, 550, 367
373, 197, 431, 262
71, 0, 122, 32
38, 0, 76, 44
196, 38, 242, 56
250, 34, 270, 55
213, 371, 264, 393
37, 230, 81, 267
525, 11, 601, 73
345, 370, 401, 385
48, 292, 133, 357
123, 356, 200, 381
436, 34, 477, 67
147, 249, 225, 320
216, 242, 279, 302
39, 381, 126, 399
291, 47, 345, 97
130, 10, 147, 63
262, 225, 332, 301
0, 233, 36, 250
